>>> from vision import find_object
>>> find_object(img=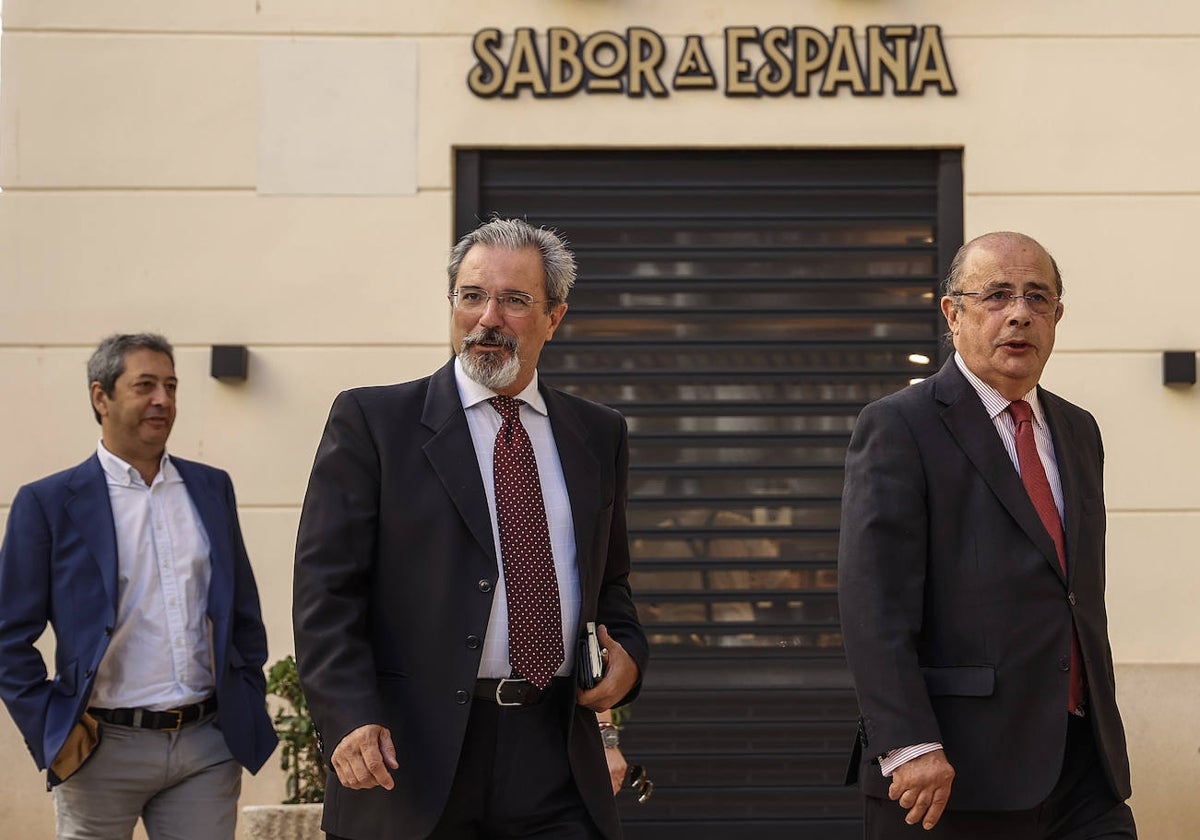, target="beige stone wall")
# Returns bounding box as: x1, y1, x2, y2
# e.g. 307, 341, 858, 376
1, 2, 1197, 837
